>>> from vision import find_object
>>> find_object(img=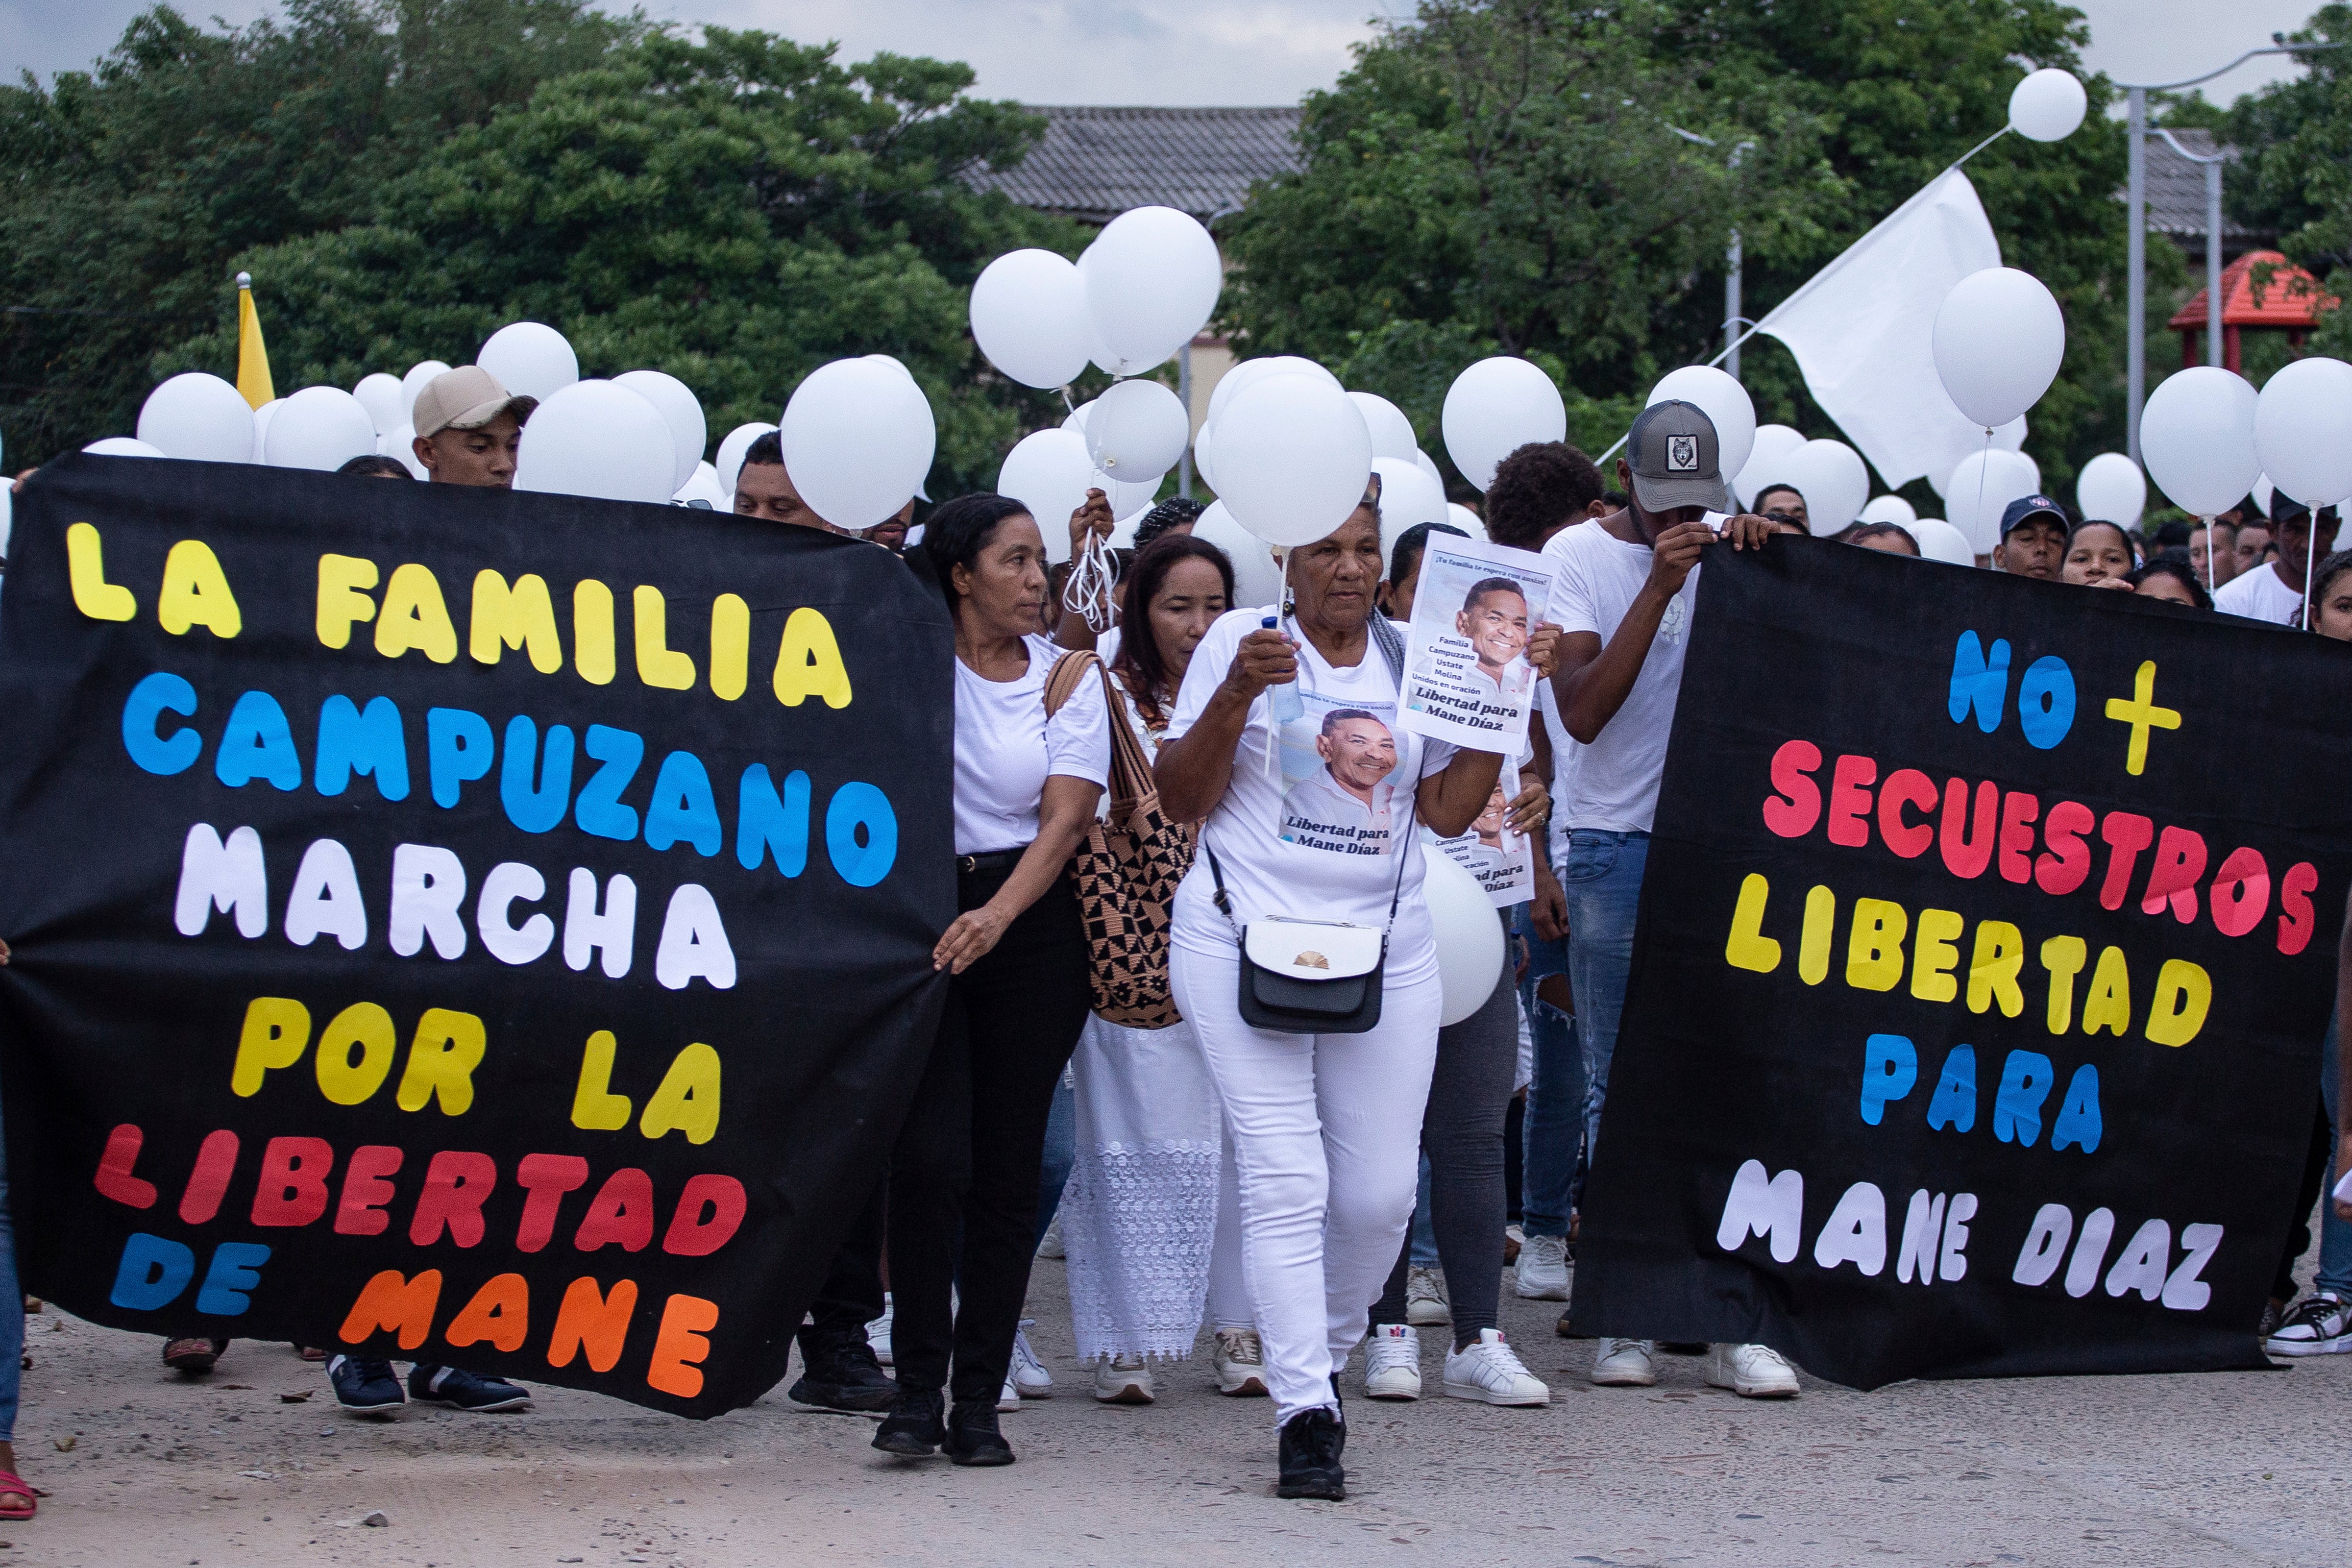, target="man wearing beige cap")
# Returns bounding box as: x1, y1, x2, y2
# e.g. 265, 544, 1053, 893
410, 366, 536, 487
